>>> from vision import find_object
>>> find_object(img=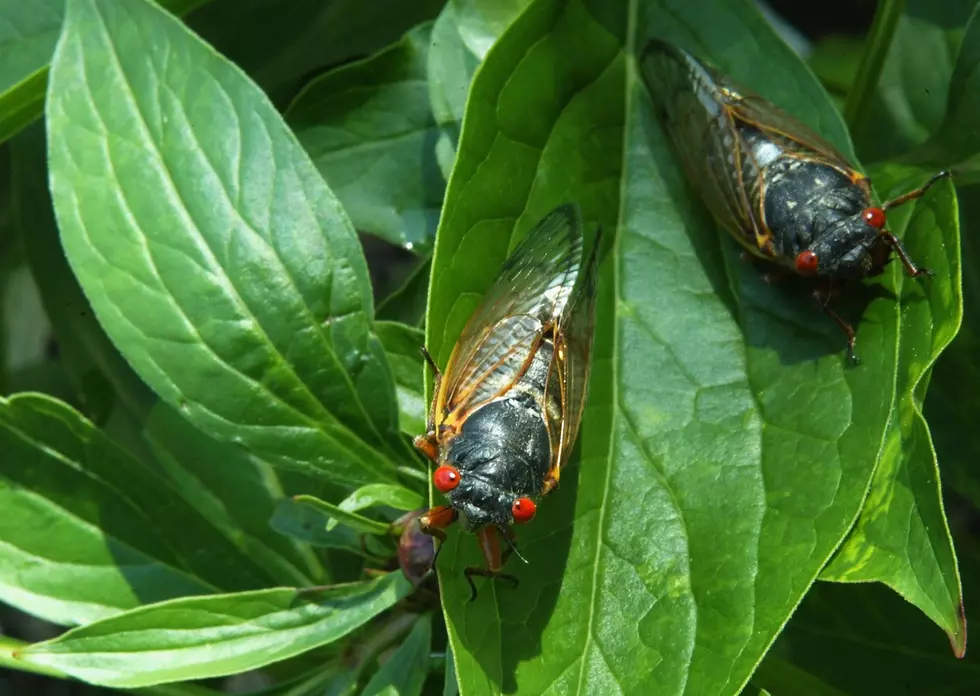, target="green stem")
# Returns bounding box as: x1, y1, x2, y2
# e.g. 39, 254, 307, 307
0, 635, 66, 678
844, 0, 906, 138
